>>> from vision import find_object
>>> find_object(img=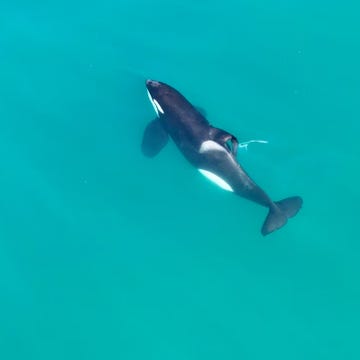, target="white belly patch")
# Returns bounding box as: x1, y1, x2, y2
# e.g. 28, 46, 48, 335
198, 169, 234, 192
